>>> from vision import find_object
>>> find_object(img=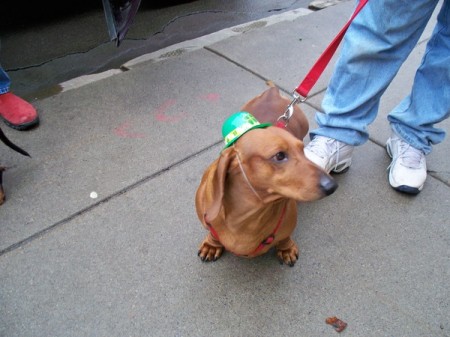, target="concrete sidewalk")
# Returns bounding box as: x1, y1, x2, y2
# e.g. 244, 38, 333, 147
1, 2, 449, 336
